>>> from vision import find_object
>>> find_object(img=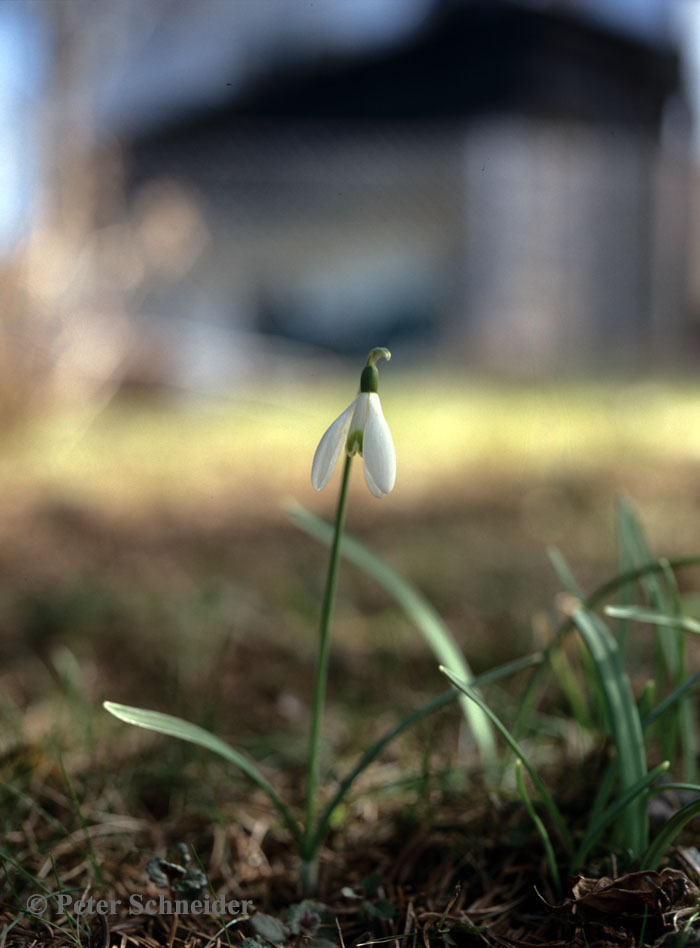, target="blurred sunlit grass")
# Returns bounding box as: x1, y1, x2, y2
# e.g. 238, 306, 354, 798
2, 372, 700, 516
